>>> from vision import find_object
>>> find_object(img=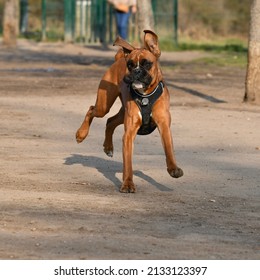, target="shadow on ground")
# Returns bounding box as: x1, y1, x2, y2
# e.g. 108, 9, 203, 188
64, 154, 172, 192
